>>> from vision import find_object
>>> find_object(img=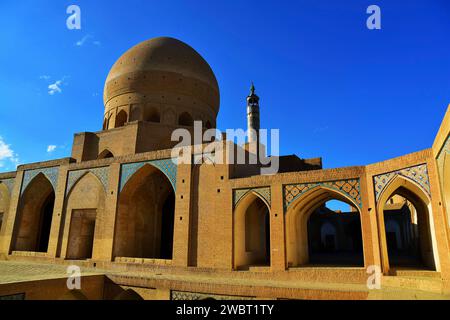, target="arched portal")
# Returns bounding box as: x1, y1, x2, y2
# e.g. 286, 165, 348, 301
113, 164, 175, 260
378, 176, 439, 271
286, 187, 364, 267
234, 192, 271, 270
0, 182, 11, 233
13, 174, 55, 253
63, 173, 105, 260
